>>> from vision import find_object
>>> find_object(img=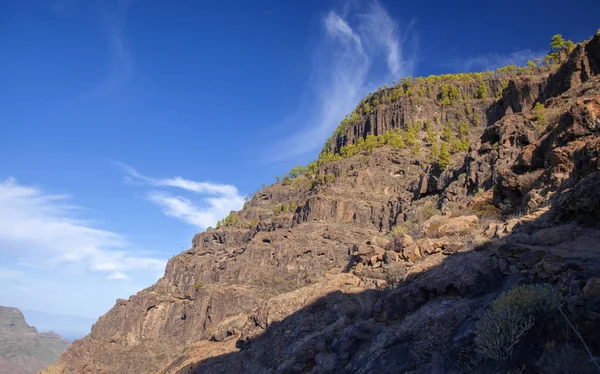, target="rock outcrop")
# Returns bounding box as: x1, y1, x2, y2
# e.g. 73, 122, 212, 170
45, 31, 600, 374
0, 307, 70, 374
